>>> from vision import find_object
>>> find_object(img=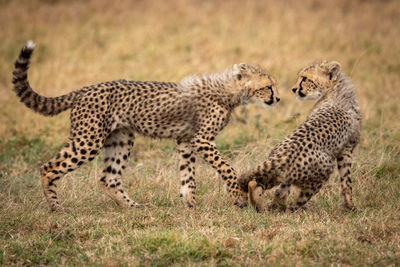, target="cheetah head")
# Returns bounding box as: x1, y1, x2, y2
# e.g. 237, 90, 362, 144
291, 60, 341, 101
232, 63, 280, 108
